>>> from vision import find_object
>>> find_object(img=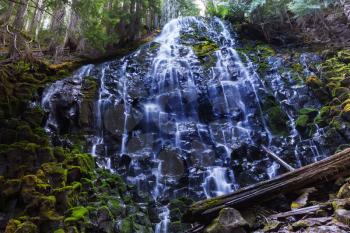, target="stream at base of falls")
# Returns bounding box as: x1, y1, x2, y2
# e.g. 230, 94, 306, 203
41, 17, 344, 233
